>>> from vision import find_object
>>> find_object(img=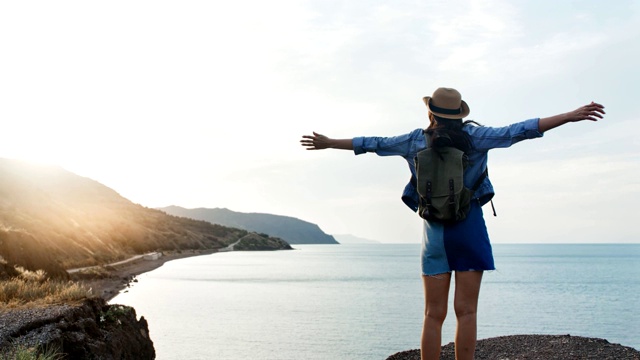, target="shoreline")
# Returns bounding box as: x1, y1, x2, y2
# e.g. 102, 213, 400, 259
78, 249, 218, 302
